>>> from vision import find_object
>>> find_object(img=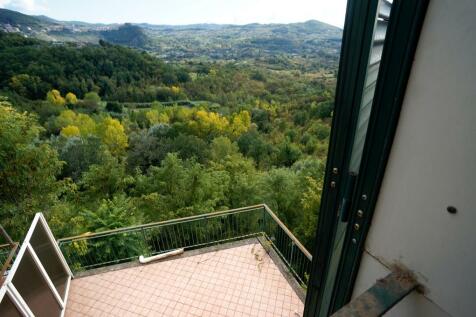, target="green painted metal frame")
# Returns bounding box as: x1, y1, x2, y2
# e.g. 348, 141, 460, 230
304, 0, 429, 315
303, 0, 381, 315
330, 0, 429, 311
